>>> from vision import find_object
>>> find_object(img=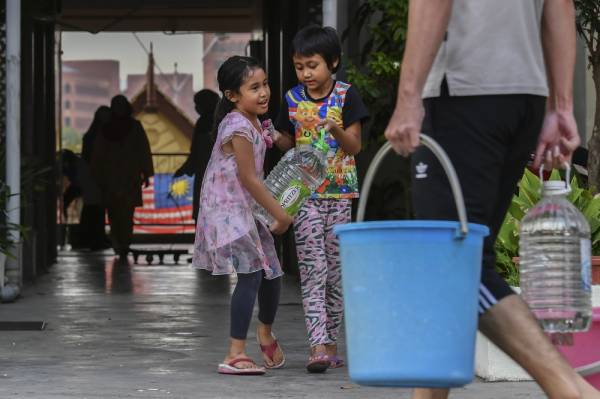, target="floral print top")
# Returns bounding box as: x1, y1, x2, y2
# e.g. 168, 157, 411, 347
192, 111, 282, 279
